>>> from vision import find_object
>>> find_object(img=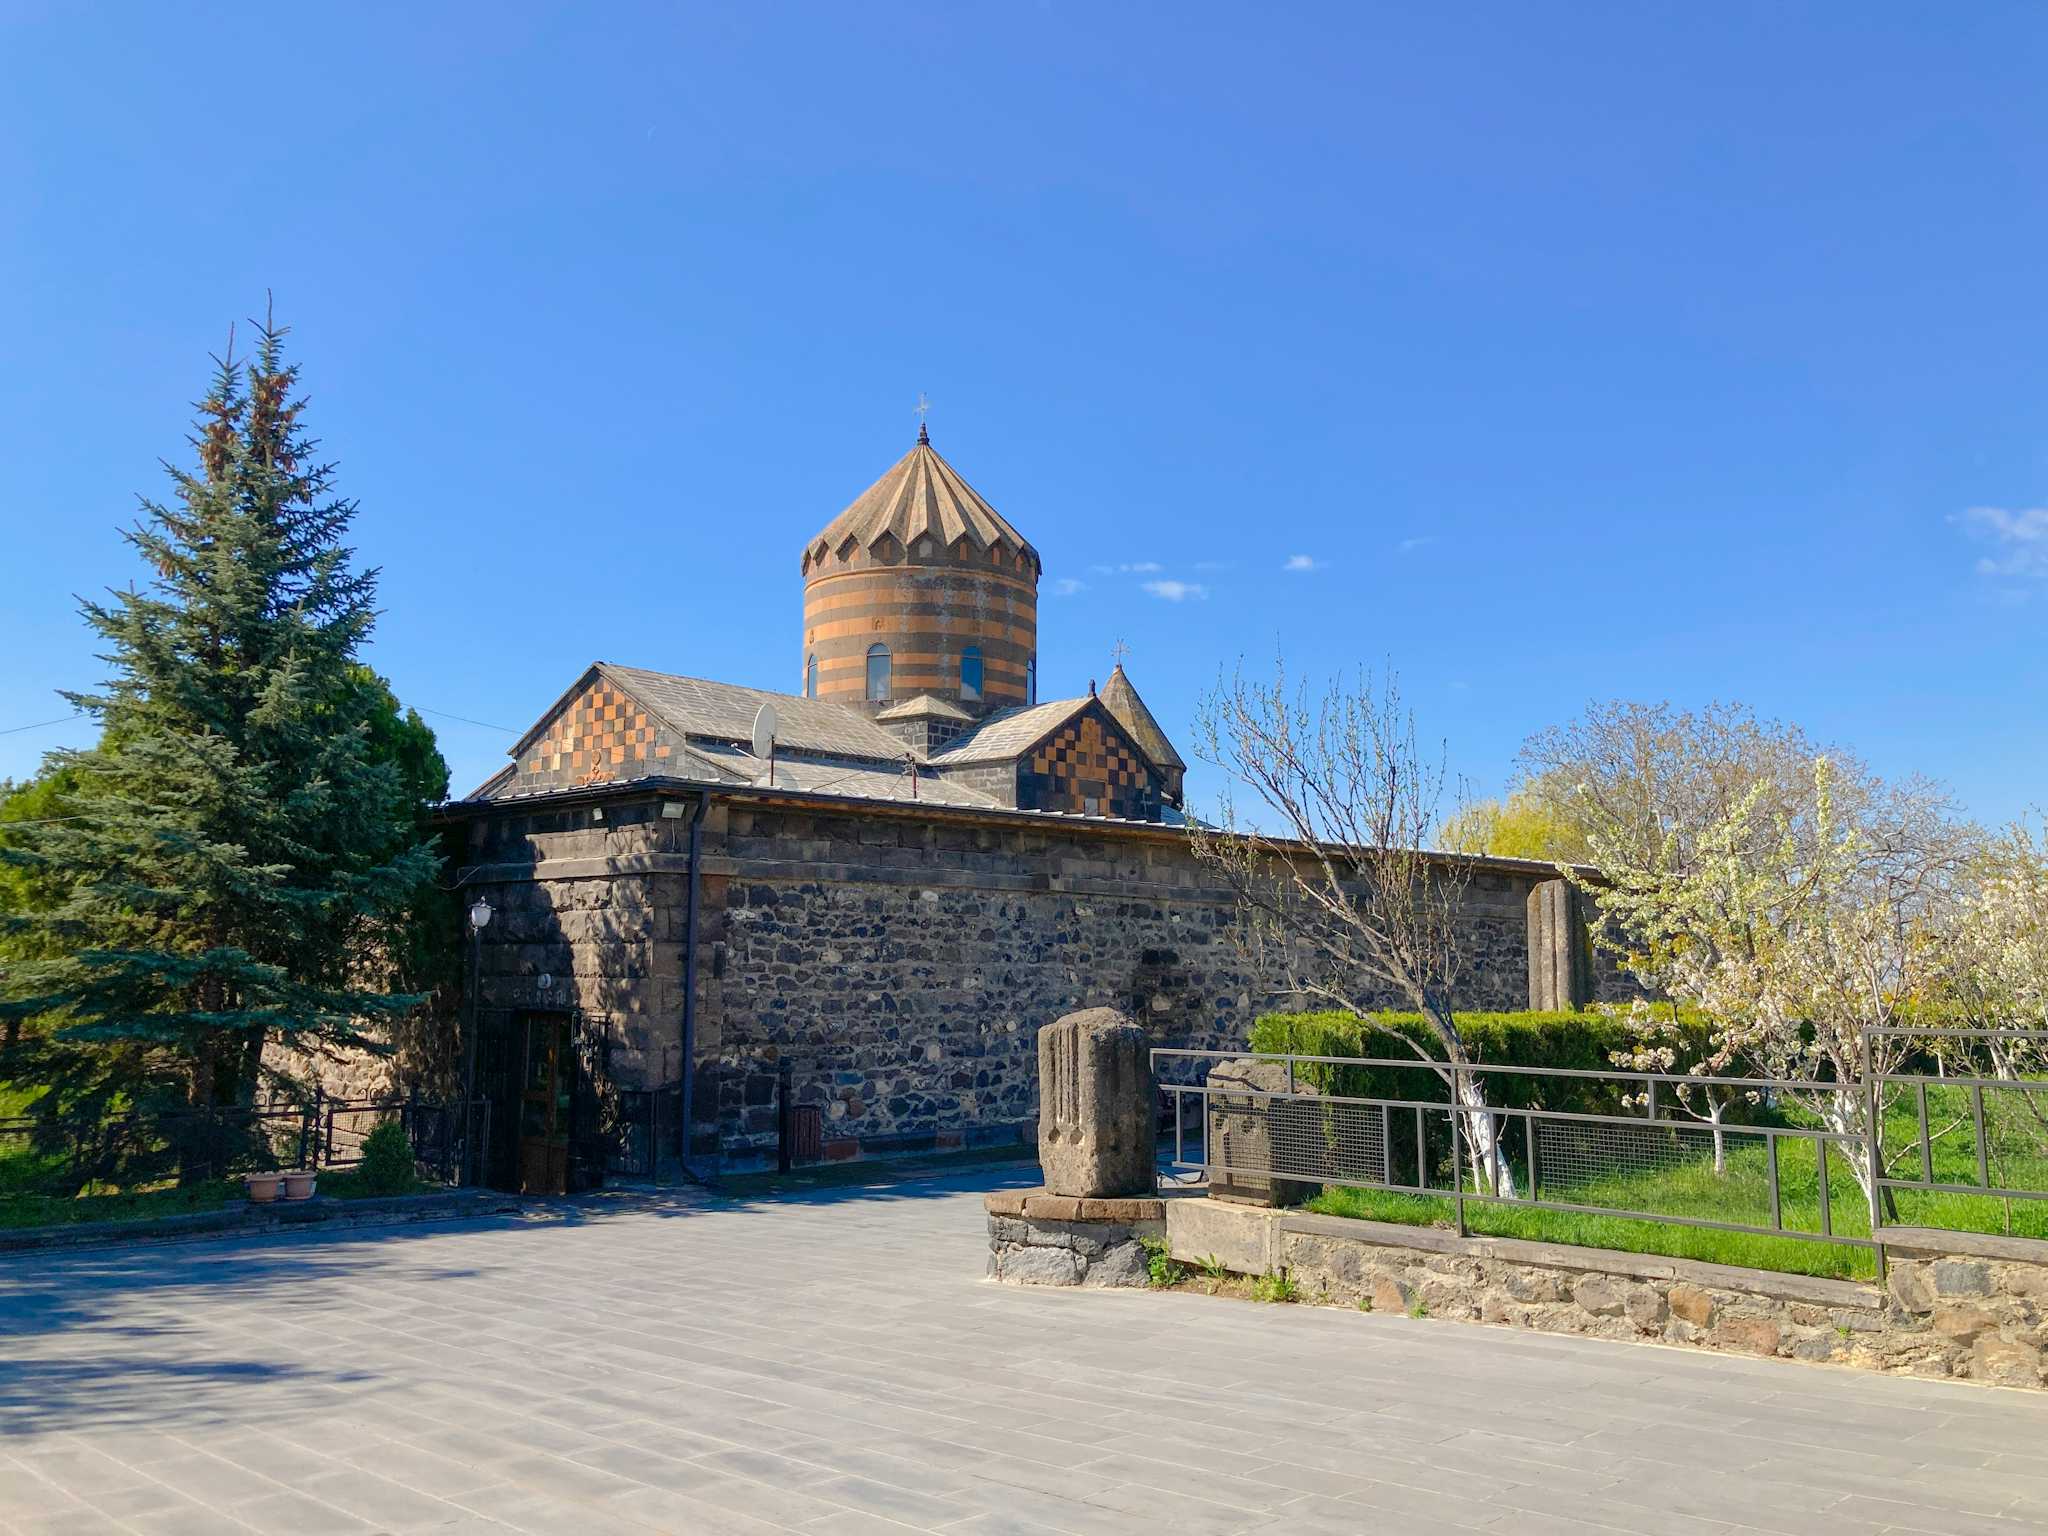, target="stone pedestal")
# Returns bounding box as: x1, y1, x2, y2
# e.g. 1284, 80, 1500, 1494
985, 1189, 1166, 1287
1038, 1008, 1155, 1198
